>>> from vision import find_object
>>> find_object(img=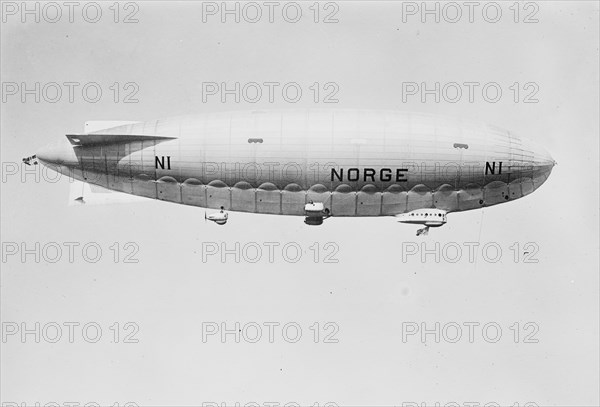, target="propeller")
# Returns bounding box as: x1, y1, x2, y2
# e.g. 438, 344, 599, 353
416, 226, 430, 236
